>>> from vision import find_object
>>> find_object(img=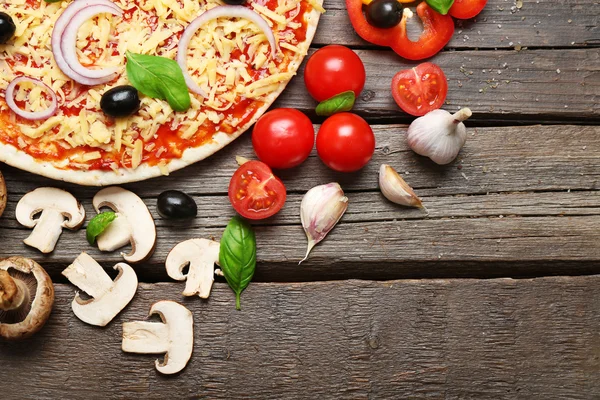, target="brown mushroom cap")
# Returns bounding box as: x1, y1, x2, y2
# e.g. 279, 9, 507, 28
0, 170, 6, 218
0, 257, 54, 340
